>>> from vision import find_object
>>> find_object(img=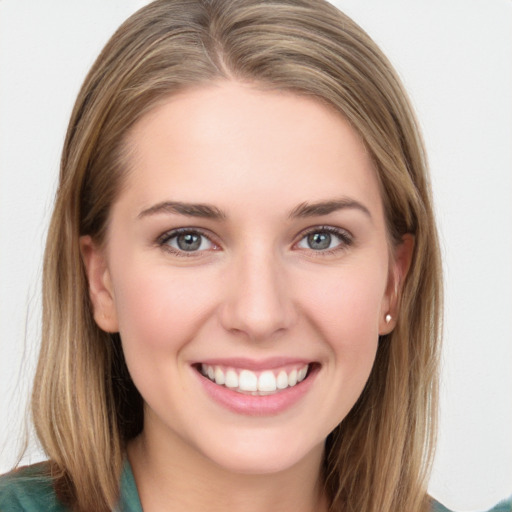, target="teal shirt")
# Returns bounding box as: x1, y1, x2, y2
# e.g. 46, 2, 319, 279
0, 462, 142, 512
0, 461, 510, 511
431, 497, 512, 512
